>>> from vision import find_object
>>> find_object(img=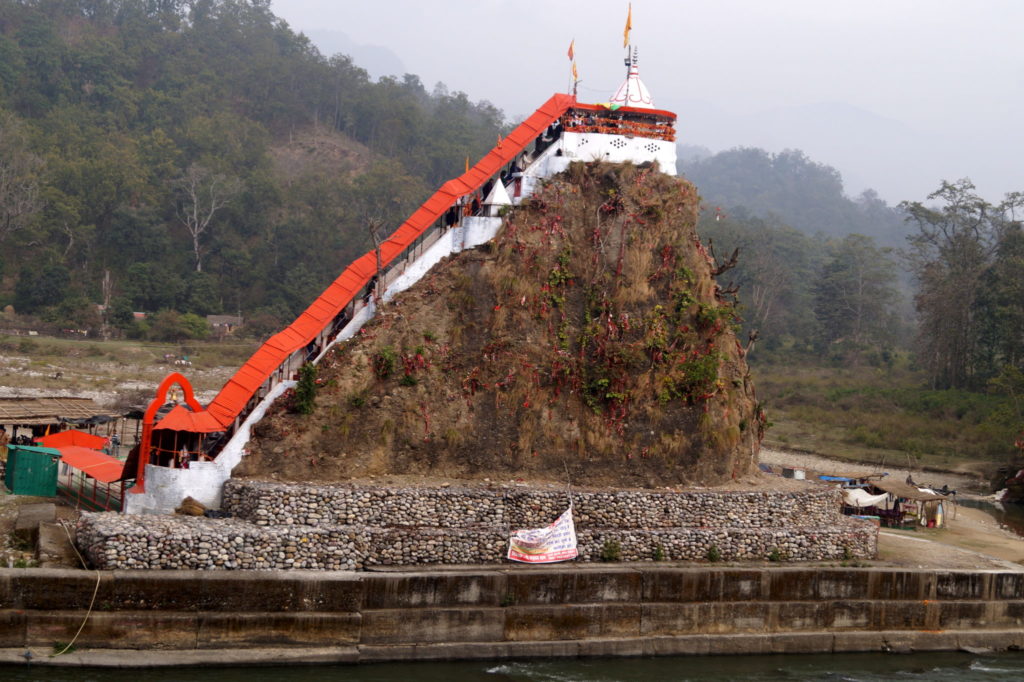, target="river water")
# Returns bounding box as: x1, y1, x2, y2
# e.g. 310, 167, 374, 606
5, 652, 1024, 681
962, 498, 1024, 538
